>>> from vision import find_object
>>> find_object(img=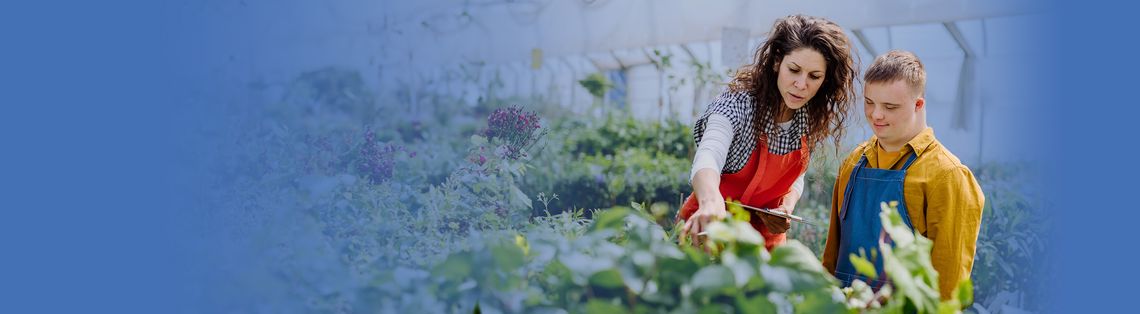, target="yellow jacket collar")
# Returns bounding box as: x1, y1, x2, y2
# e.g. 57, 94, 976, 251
863, 127, 937, 157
